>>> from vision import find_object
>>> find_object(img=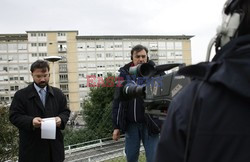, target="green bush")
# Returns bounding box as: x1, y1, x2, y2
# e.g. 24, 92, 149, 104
0, 104, 18, 161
